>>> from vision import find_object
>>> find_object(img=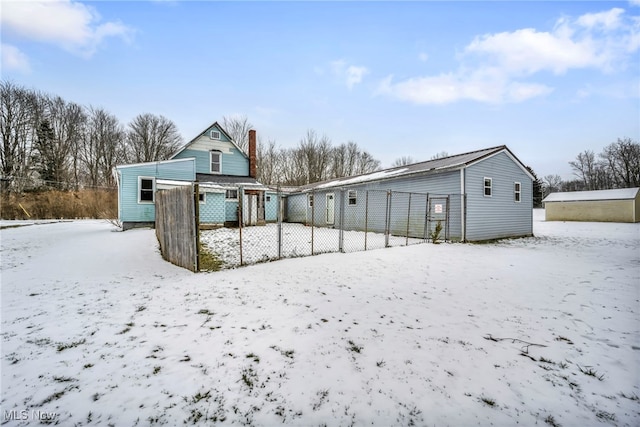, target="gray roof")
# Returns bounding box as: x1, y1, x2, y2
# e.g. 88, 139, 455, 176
196, 173, 268, 189
297, 145, 530, 191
